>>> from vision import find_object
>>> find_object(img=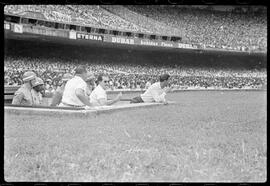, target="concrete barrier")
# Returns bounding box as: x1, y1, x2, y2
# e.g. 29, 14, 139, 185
4, 101, 176, 117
